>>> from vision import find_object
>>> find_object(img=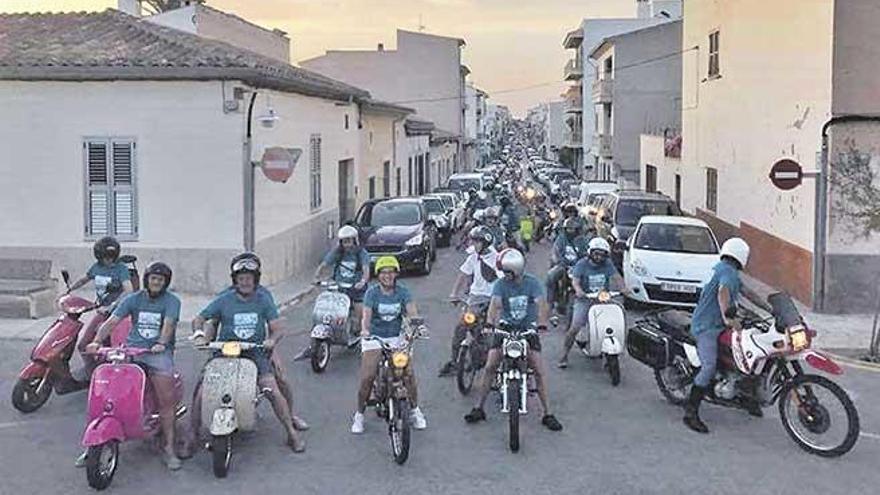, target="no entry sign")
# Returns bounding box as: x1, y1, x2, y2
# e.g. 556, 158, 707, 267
260, 147, 302, 183
769, 159, 803, 190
